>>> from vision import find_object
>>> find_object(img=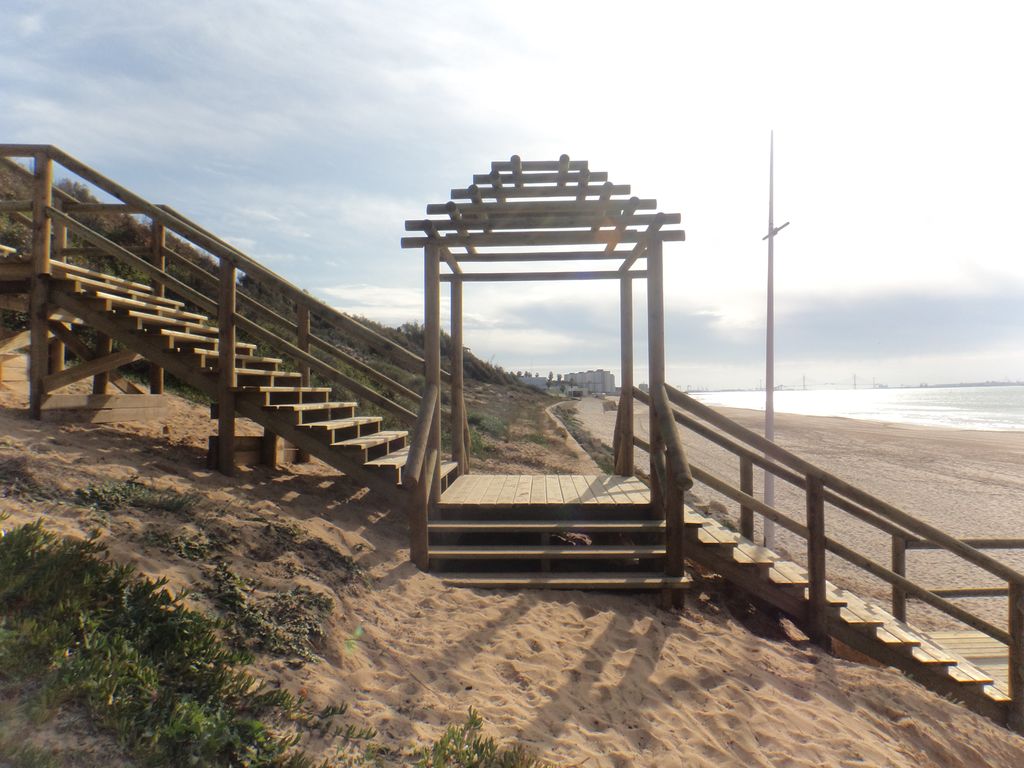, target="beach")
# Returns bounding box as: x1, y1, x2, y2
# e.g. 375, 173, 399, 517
574, 397, 1024, 630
